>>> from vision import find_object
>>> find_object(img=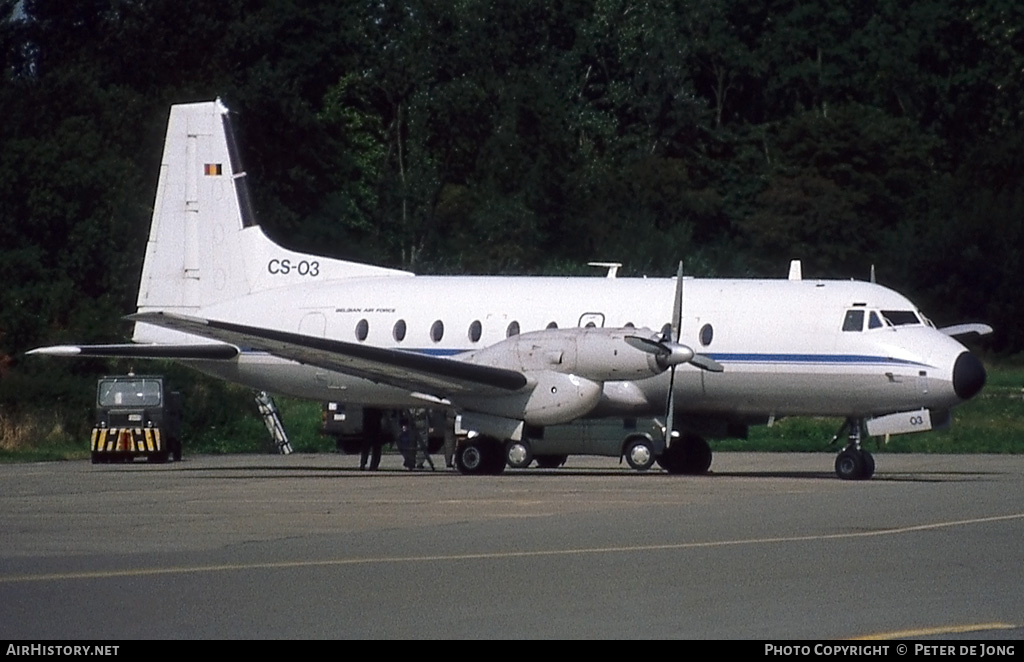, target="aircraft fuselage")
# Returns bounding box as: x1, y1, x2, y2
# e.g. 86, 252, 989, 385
151, 273, 980, 425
